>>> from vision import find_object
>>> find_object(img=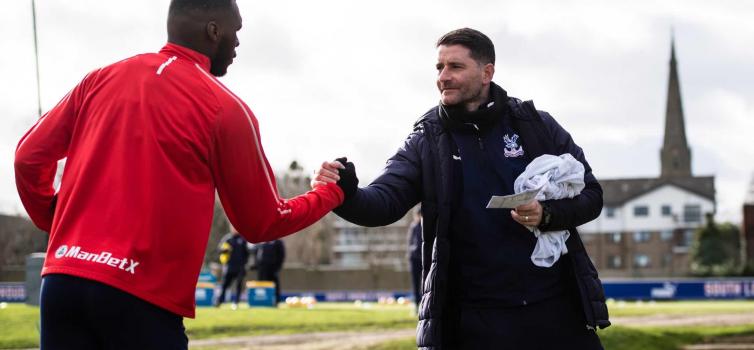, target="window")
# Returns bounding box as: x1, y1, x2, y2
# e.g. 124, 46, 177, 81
661, 205, 672, 216
633, 231, 652, 243
684, 204, 702, 223
610, 232, 622, 243
608, 255, 622, 269
606, 207, 616, 218
660, 230, 674, 241
634, 205, 649, 217
662, 254, 673, 268
634, 254, 651, 268
682, 229, 695, 247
